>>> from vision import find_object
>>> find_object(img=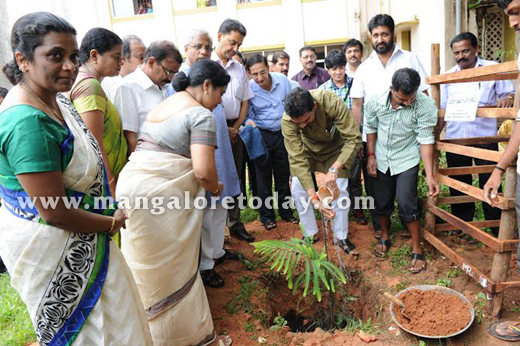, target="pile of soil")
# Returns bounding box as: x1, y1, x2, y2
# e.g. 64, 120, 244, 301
393, 289, 472, 336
